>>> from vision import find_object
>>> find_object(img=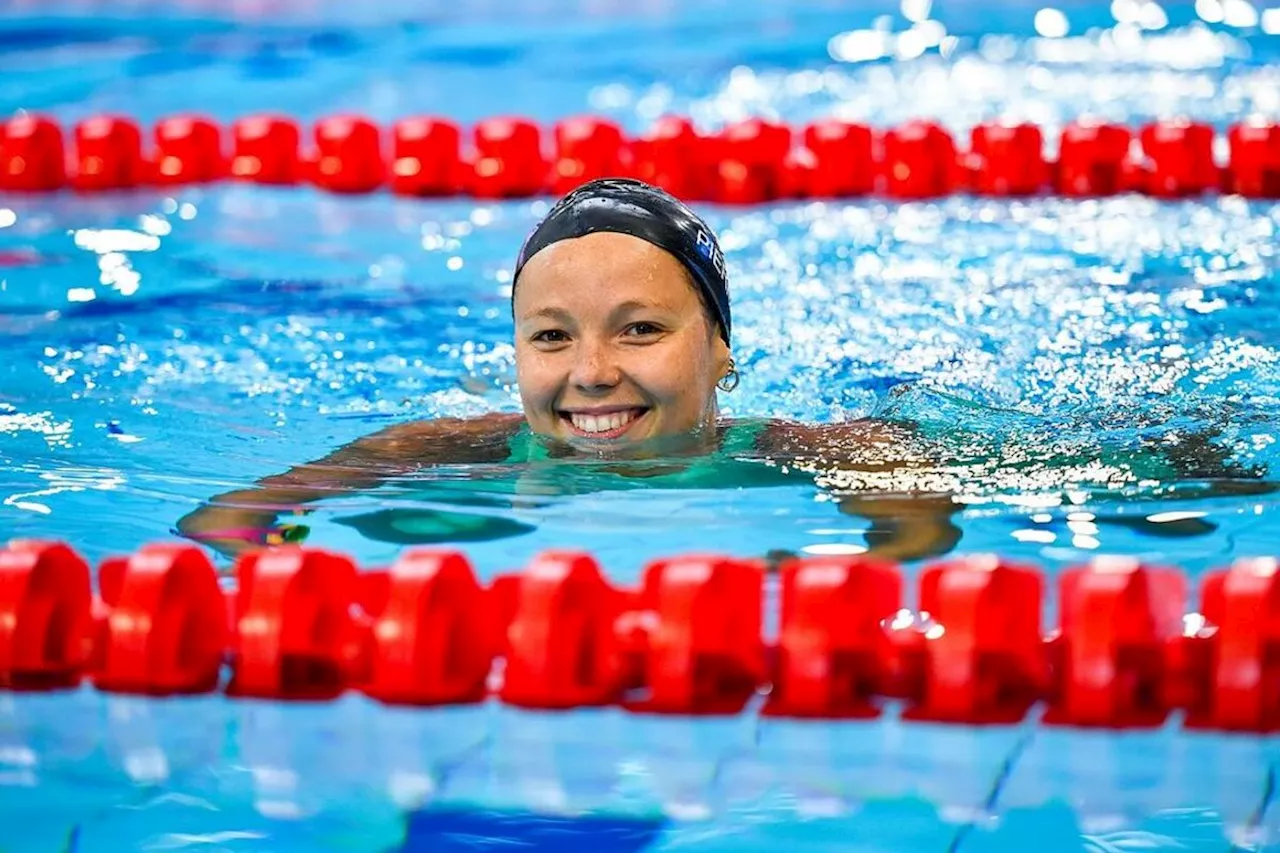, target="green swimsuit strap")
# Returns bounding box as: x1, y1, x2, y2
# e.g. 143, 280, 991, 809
719, 418, 768, 455
504, 423, 546, 464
